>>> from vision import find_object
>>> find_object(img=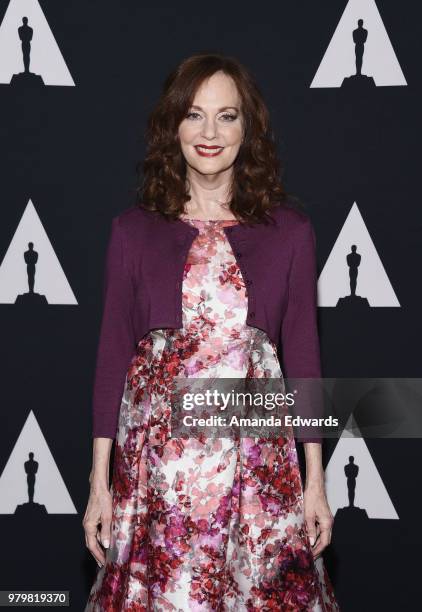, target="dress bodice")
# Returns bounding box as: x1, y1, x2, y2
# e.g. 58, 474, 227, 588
144, 218, 282, 380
